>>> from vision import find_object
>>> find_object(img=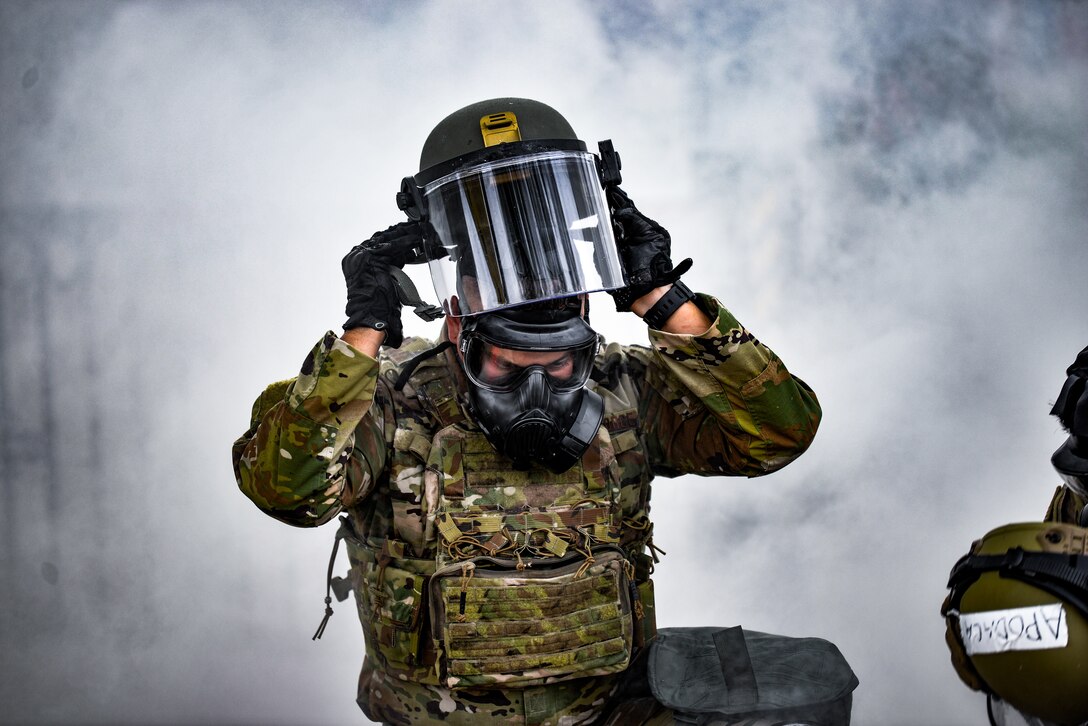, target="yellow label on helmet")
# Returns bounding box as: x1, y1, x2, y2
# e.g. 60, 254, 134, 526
480, 112, 521, 146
